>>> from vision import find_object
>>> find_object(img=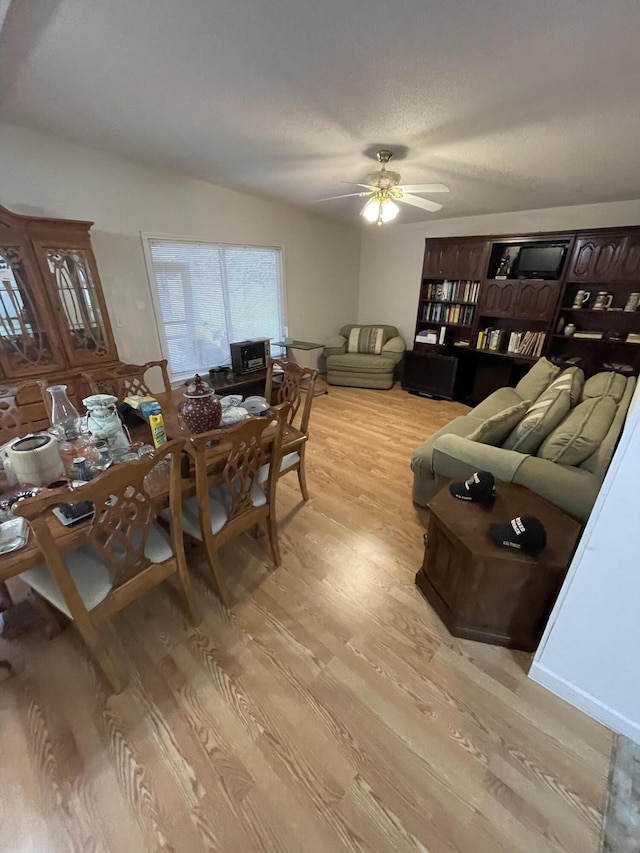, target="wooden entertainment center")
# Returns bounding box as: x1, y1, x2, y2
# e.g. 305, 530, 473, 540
403, 227, 640, 403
